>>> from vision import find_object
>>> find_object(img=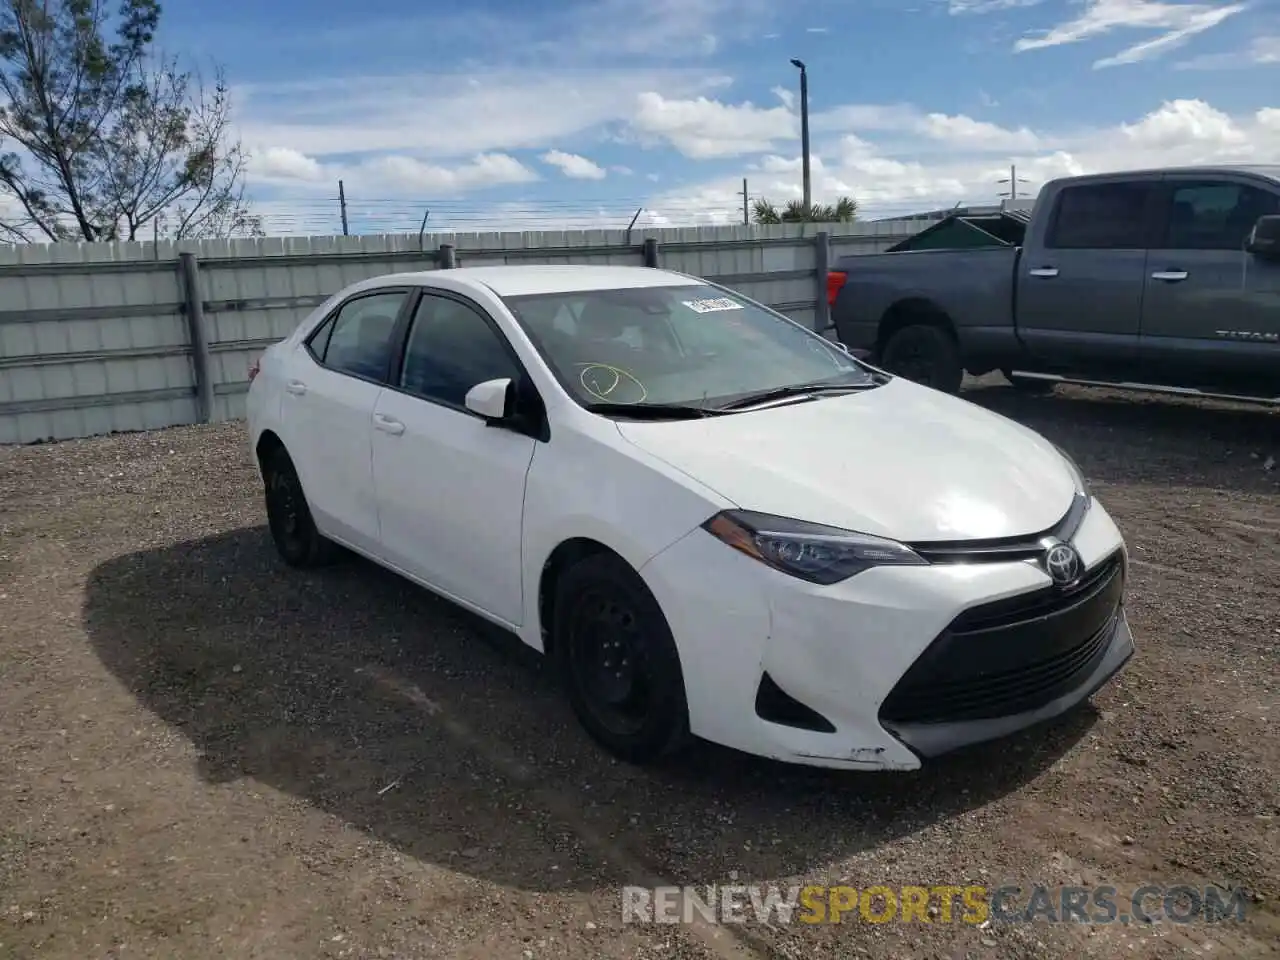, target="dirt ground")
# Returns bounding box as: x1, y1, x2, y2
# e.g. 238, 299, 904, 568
1, 377, 1278, 960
